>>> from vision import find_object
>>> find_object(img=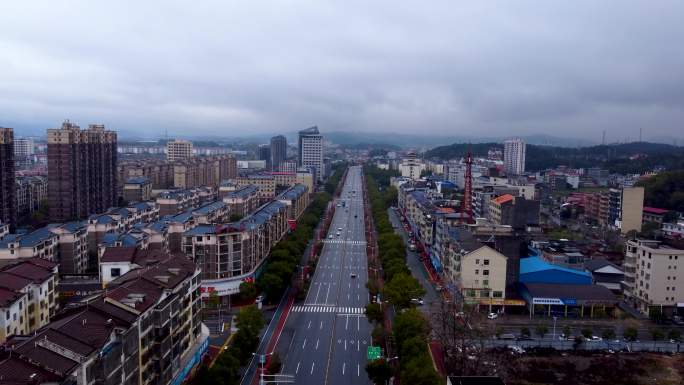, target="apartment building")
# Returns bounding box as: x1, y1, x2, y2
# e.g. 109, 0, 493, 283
47, 221, 89, 275
489, 194, 540, 230
117, 159, 174, 192
156, 187, 216, 216
399, 152, 425, 180
0, 227, 58, 263
0, 258, 58, 343
192, 201, 229, 224
270, 135, 287, 171
459, 245, 508, 311
0, 253, 208, 385
0, 128, 16, 230
298, 126, 324, 182
276, 184, 310, 221
183, 201, 288, 298
624, 239, 684, 316
236, 174, 276, 202
124, 176, 153, 202
503, 138, 526, 175
47, 121, 117, 222
279, 160, 297, 173
173, 155, 237, 189
222, 185, 260, 218
15, 175, 48, 217
258, 144, 271, 170
166, 139, 194, 161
